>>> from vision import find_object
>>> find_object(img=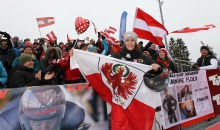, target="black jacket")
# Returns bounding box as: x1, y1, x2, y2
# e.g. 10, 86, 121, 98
163, 95, 177, 112
7, 65, 41, 88
195, 55, 217, 67
0, 48, 16, 74
142, 42, 159, 61
111, 47, 155, 65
